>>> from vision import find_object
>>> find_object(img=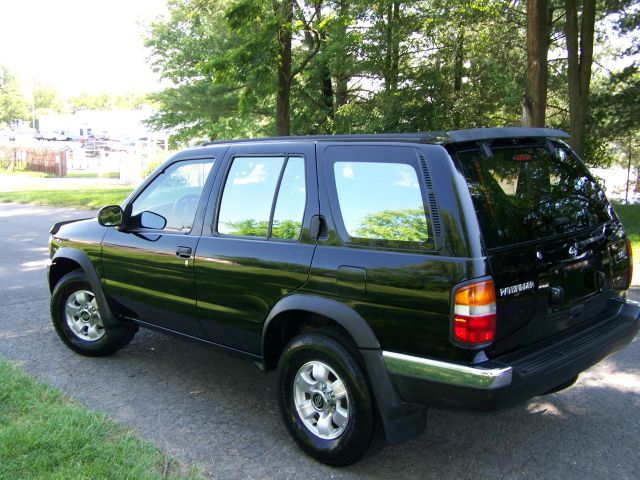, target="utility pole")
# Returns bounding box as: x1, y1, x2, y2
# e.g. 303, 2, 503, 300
31, 80, 35, 130
624, 135, 638, 205
625, 136, 632, 205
